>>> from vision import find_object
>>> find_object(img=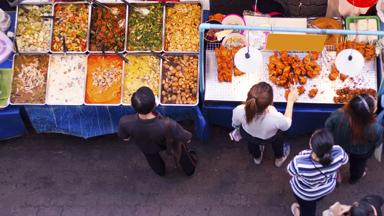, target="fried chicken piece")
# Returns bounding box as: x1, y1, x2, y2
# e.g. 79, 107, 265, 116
339, 73, 348, 82
329, 64, 339, 81
297, 86, 305, 95
308, 88, 318, 98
